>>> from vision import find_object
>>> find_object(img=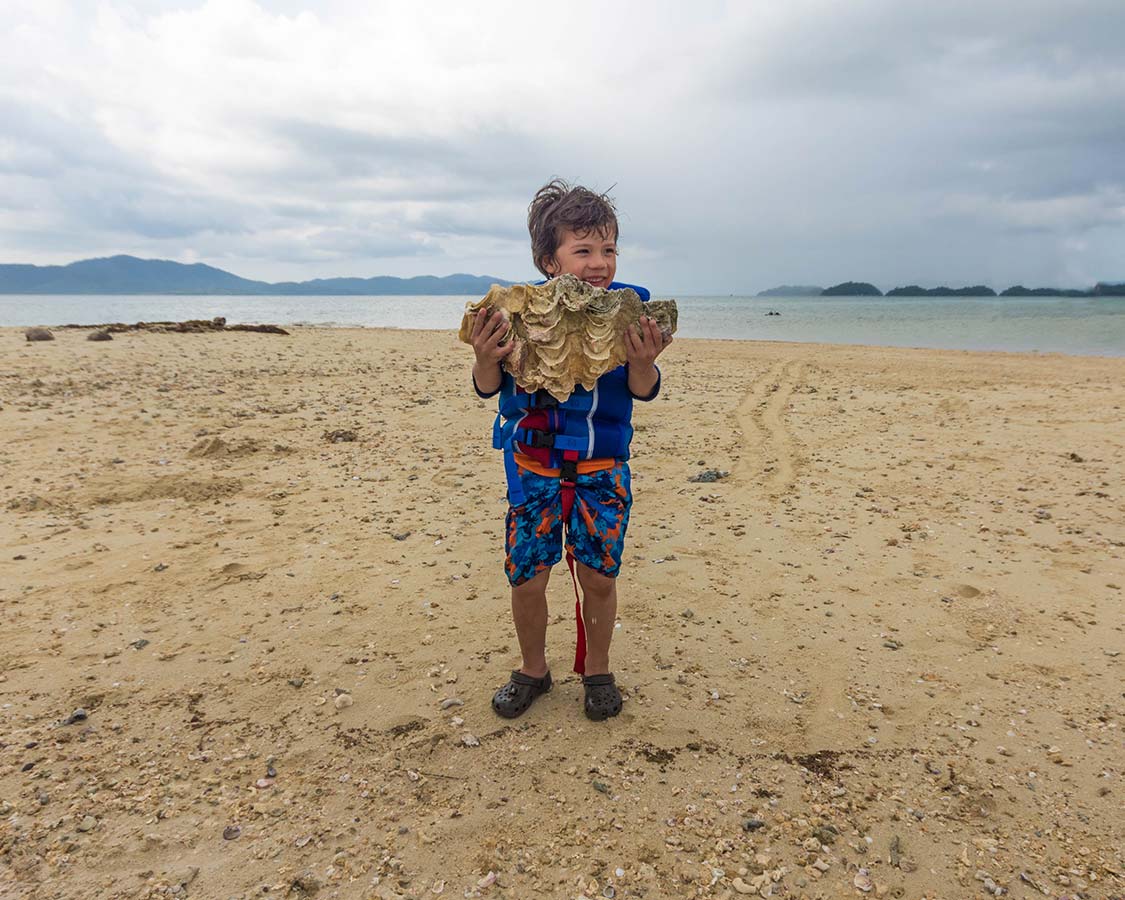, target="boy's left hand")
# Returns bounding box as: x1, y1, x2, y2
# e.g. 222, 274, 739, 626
625, 315, 672, 368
